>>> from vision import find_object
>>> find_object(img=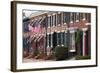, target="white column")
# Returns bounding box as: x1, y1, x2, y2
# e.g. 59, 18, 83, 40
53, 13, 55, 27
56, 14, 57, 26
58, 12, 61, 26
48, 15, 50, 28
82, 31, 85, 56
47, 33, 50, 56
69, 30, 76, 52
82, 28, 88, 56
51, 32, 53, 48
61, 12, 63, 25
43, 34, 46, 54
47, 33, 49, 48
70, 12, 73, 23
76, 13, 79, 22
50, 16, 52, 27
